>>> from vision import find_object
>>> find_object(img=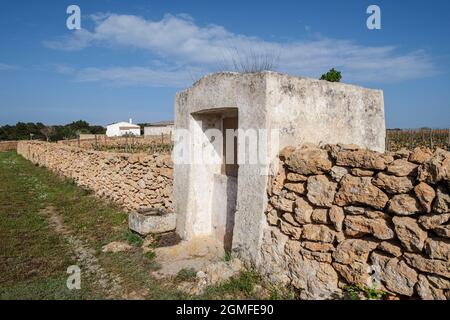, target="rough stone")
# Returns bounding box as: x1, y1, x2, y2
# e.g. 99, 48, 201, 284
370, 252, 418, 296
279, 146, 295, 161
351, 168, 374, 177
306, 175, 337, 207
332, 262, 371, 286
391, 148, 411, 160
414, 182, 436, 213
284, 182, 306, 195
270, 195, 294, 213
282, 212, 300, 226
283, 191, 297, 201
186, 258, 244, 294
285, 241, 341, 299
372, 173, 414, 194
427, 274, 450, 289
418, 213, 450, 230
409, 147, 433, 164
260, 228, 291, 285
299, 247, 333, 263
343, 206, 367, 215
386, 159, 418, 177
328, 206, 345, 231
344, 215, 394, 240
433, 225, 450, 238
302, 224, 336, 243
286, 172, 308, 182
416, 274, 447, 300
280, 220, 302, 240
392, 216, 428, 252
101, 241, 133, 253
377, 241, 403, 257
269, 167, 286, 195
293, 197, 313, 224
334, 175, 389, 210
387, 194, 422, 215
336, 149, 392, 170
330, 166, 349, 182
311, 209, 329, 224
285, 145, 333, 175
417, 148, 450, 184
424, 238, 450, 261
332, 239, 378, 265
129, 211, 177, 235
302, 241, 335, 252
266, 209, 279, 226
433, 184, 450, 213
403, 253, 450, 278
